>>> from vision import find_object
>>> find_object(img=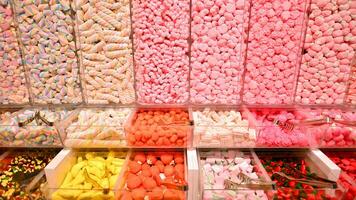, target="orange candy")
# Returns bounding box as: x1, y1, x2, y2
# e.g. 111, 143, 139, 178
143, 177, 157, 190
127, 173, 142, 190
161, 154, 173, 165
120, 191, 133, 200
164, 165, 175, 177
132, 188, 146, 200
164, 189, 181, 200
134, 153, 146, 163
126, 109, 190, 147
148, 187, 164, 200
129, 161, 142, 174
147, 154, 157, 164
